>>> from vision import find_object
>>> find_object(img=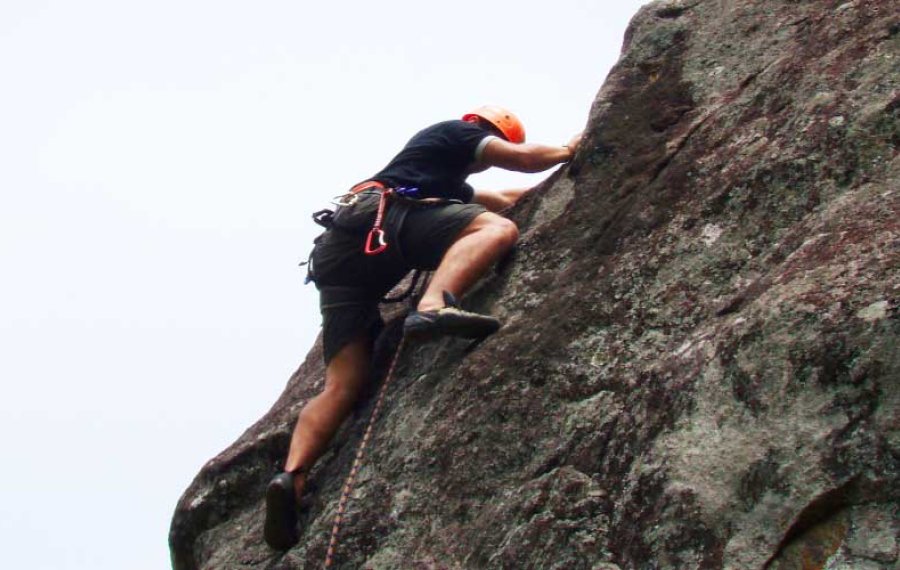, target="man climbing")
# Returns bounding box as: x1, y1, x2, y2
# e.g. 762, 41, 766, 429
264, 105, 582, 549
